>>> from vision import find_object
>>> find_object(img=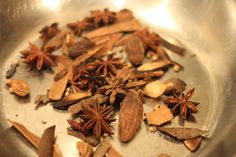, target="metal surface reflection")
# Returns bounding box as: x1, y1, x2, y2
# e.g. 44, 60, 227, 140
0, 0, 236, 157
